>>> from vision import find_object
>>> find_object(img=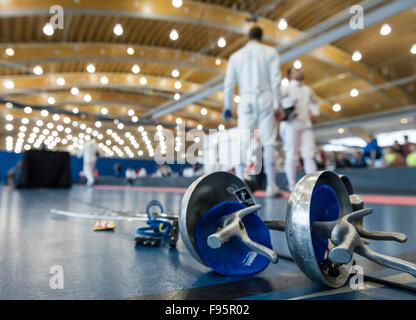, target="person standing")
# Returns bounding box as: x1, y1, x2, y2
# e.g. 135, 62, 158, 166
279, 67, 320, 191
78, 141, 100, 187
222, 26, 283, 197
